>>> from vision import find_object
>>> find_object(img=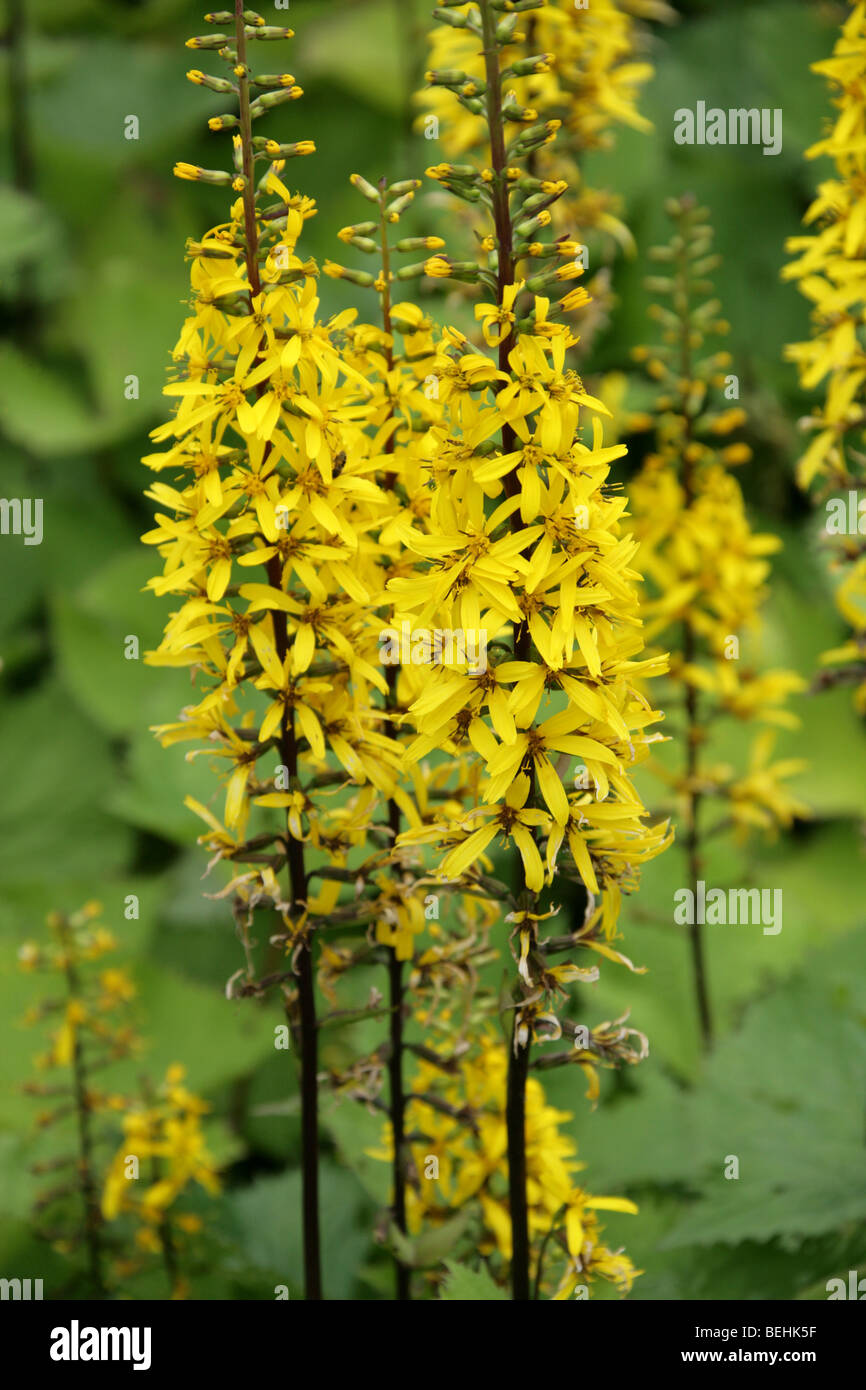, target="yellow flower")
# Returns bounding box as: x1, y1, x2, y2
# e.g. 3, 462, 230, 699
474, 280, 523, 345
